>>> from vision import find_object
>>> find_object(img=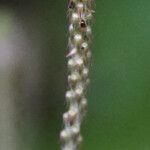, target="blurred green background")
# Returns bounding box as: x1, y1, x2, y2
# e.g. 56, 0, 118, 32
0, 0, 150, 150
